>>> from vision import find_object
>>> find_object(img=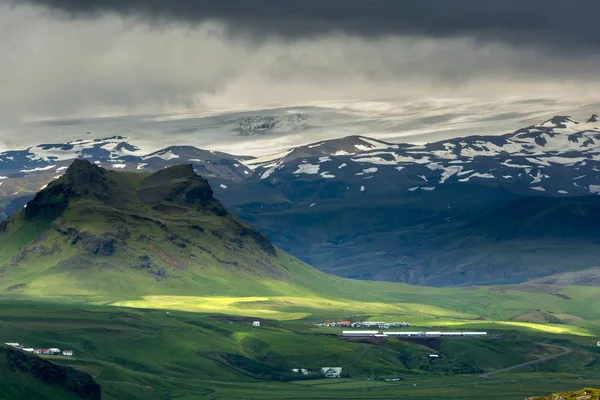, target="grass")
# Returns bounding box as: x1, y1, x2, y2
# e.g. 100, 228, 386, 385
0, 299, 598, 400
